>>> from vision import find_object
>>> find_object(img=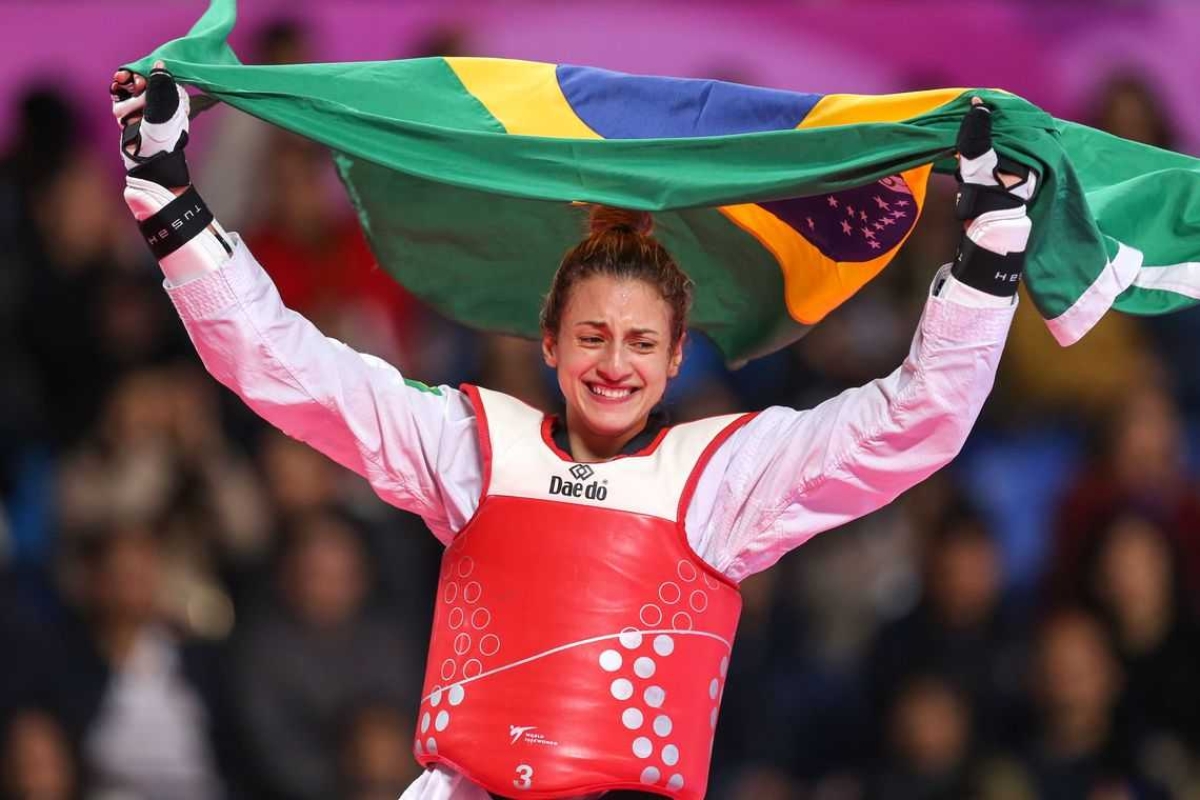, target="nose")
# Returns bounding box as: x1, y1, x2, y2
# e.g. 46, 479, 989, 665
595, 342, 631, 382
